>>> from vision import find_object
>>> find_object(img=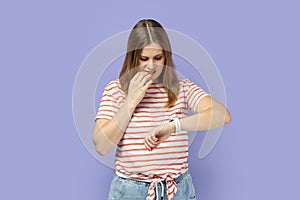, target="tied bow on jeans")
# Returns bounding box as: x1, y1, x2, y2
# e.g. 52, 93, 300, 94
146, 175, 178, 200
